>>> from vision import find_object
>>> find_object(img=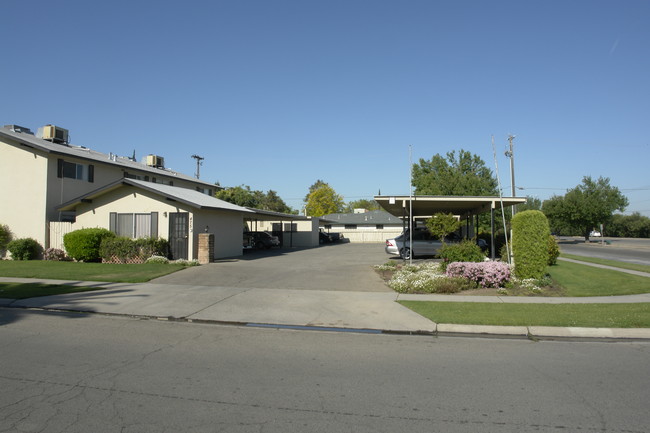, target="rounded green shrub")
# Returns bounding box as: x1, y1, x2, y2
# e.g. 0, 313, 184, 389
438, 240, 486, 271
63, 228, 115, 262
511, 210, 551, 279
547, 235, 560, 265
7, 238, 42, 260
0, 223, 12, 254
